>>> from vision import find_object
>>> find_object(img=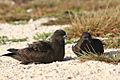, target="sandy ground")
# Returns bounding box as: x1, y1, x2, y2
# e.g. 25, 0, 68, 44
0, 18, 120, 80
